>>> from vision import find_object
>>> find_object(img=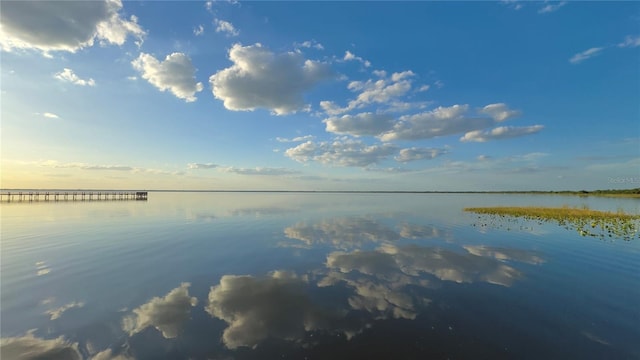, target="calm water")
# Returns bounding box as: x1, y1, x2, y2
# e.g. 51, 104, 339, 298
1, 192, 639, 360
